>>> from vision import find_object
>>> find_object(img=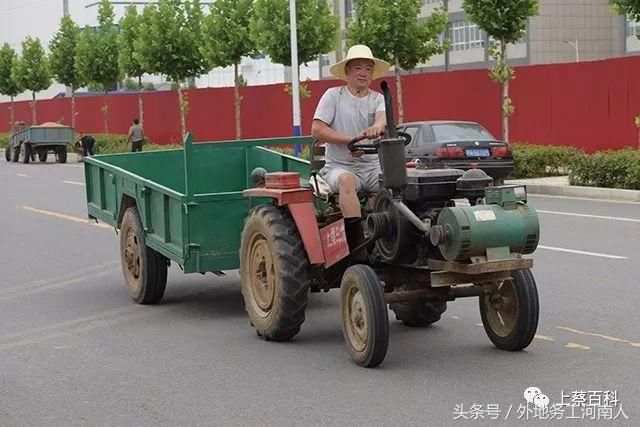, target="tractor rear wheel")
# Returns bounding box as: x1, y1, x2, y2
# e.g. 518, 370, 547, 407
12, 146, 19, 162
390, 298, 447, 327
120, 207, 168, 304
240, 204, 310, 341
340, 264, 389, 368
4, 146, 10, 162
56, 147, 67, 163
479, 269, 539, 351
21, 143, 31, 164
